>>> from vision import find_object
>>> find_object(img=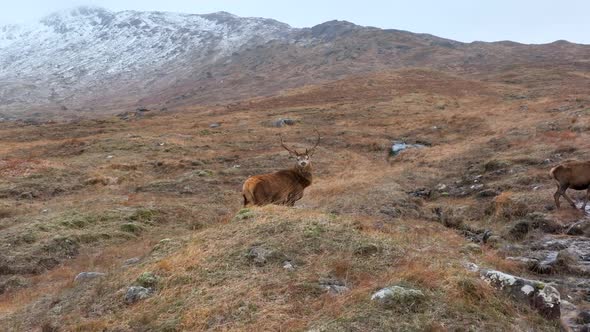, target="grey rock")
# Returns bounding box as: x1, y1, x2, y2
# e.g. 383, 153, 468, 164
272, 118, 297, 127
390, 141, 426, 156
74, 272, 106, 282
209, 122, 221, 128
319, 277, 350, 295
480, 269, 560, 320
125, 286, 153, 304
371, 285, 425, 309
282, 261, 295, 271
123, 257, 141, 266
